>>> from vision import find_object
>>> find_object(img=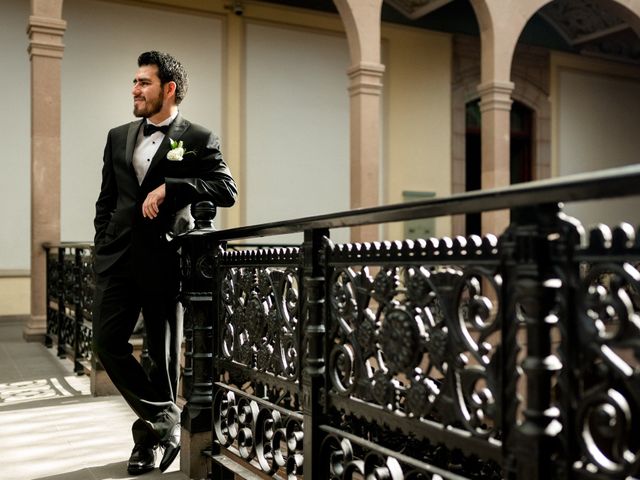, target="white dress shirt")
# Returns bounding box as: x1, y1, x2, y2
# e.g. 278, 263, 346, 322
132, 111, 178, 185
